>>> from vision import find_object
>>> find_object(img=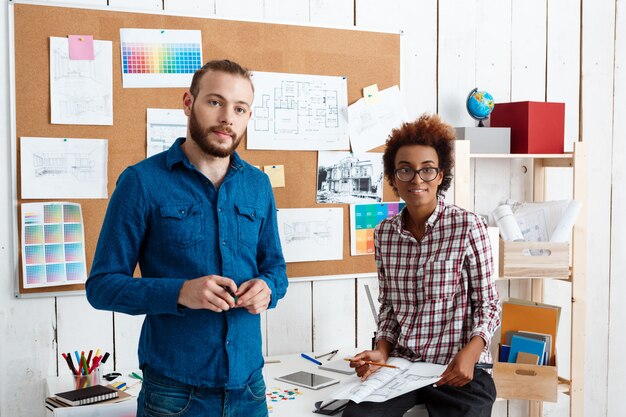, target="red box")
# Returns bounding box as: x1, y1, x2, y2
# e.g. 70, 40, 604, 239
490, 101, 565, 154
